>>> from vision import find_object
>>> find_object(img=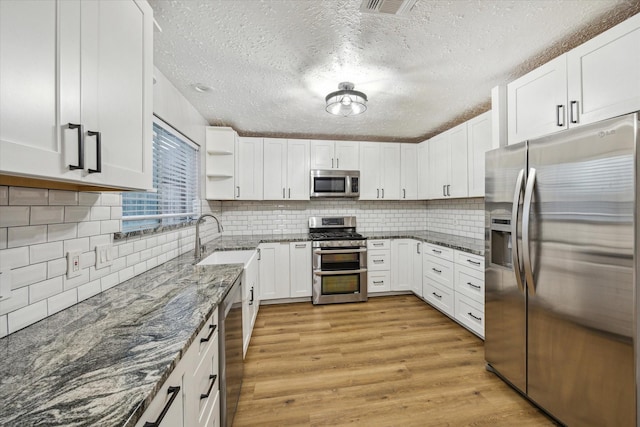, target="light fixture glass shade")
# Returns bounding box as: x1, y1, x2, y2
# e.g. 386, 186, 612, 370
325, 82, 368, 117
